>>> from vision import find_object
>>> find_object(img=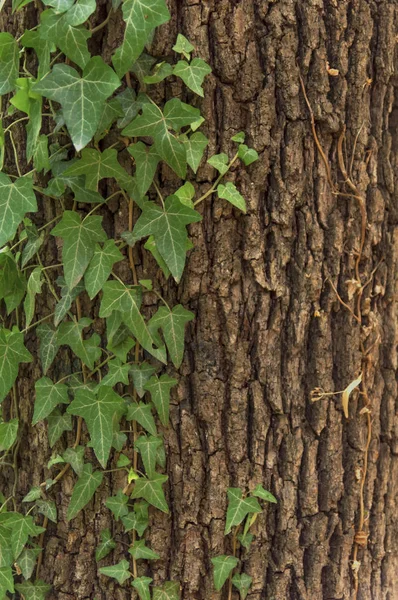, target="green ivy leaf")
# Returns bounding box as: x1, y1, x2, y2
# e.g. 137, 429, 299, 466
207, 153, 229, 175
46, 160, 104, 204
127, 142, 160, 198
21, 223, 44, 268
122, 99, 200, 178
112, 0, 170, 77
175, 181, 195, 207
23, 267, 42, 328
65, 0, 96, 26
116, 453, 130, 468
52, 211, 107, 290
126, 402, 157, 436
64, 148, 132, 192
95, 528, 116, 561
26, 96, 42, 162
0, 173, 37, 248
15, 580, 51, 600
0, 328, 32, 403
3, 514, 44, 559
237, 531, 253, 550
211, 555, 239, 591
217, 182, 246, 213
182, 131, 208, 173
144, 375, 177, 426
149, 304, 194, 368
22, 486, 42, 503
42, 0, 74, 10
173, 58, 212, 97
36, 499, 57, 523
63, 446, 85, 476
0, 567, 14, 597
39, 9, 91, 70
172, 34, 194, 60
33, 58, 121, 151
225, 488, 261, 535
251, 484, 277, 503
129, 363, 156, 398
54, 277, 85, 327
20, 30, 52, 80
121, 501, 148, 536
0, 253, 26, 314
153, 581, 180, 600
0, 33, 19, 95
124, 195, 201, 282
67, 386, 124, 467
33, 377, 69, 425
238, 144, 258, 166
143, 61, 173, 84
131, 576, 152, 600
0, 419, 18, 451
99, 358, 131, 388
0, 529, 12, 568
231, 573, 252, 599
135, 435, 163, 478
67, 463, 103, 520
99, 559, 131, 584
33, 135, 50, 173
47, 408, 72, 447
84, 240, 123, 300
231, 131, 245, 143
37, 324, 60, 374
99, 280, 166, 363
131, 473, 168, 513
105, 490, 129, 520
57, 318, 102, 370
143, 236, 170, 279
16, 546, 41, 580
129, 539, 160, 560
115, 87, 139, 128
